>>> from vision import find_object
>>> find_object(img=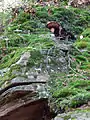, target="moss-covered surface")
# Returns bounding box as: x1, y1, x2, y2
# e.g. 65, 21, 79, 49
74, 28, 90, 72
55, 108, 90, 120
1, 5, 90, 48
49, 72, 90, 112
0, 2, 90, 114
